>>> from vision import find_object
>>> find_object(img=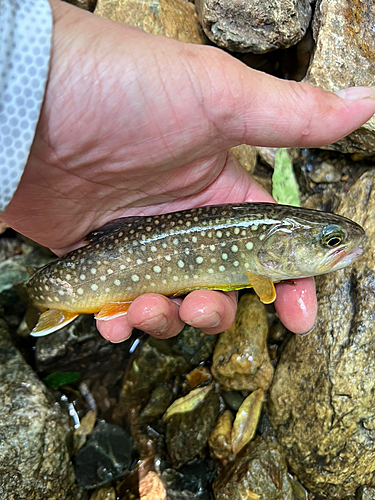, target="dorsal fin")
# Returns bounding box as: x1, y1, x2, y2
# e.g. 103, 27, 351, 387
84, 216, 147, 244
